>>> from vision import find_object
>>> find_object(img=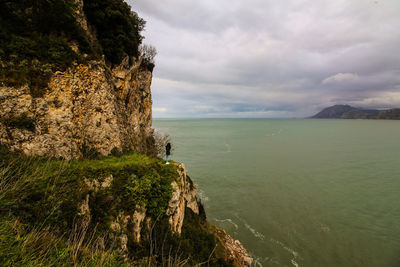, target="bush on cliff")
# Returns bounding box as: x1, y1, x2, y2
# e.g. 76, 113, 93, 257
83, 0, 145, 65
